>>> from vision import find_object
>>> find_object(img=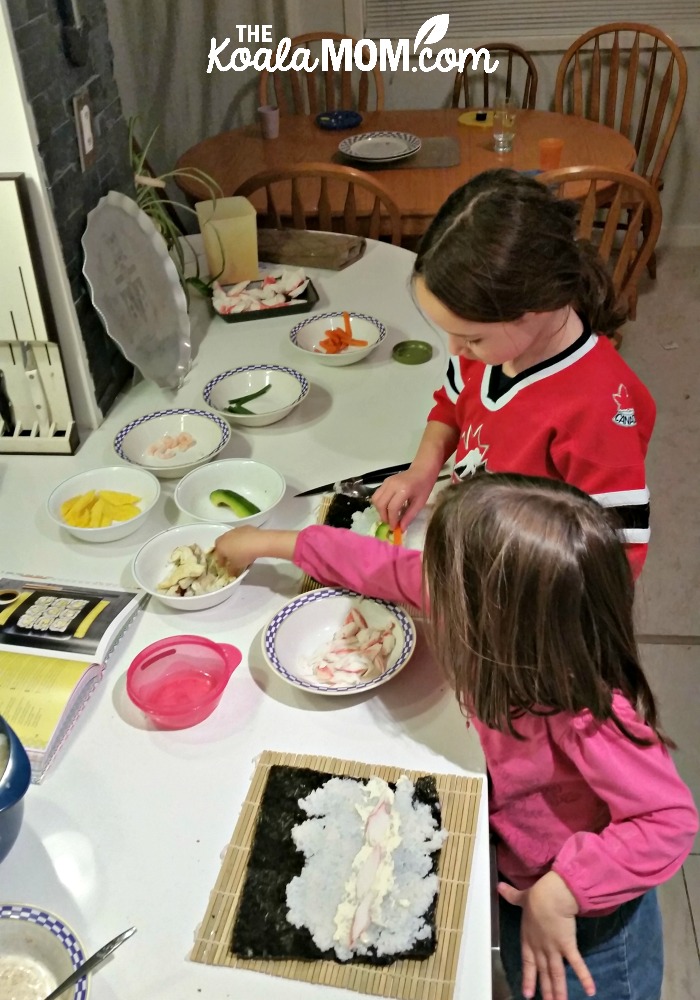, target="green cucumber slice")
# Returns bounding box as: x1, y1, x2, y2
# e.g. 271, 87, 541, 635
209, 489, 261, 517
